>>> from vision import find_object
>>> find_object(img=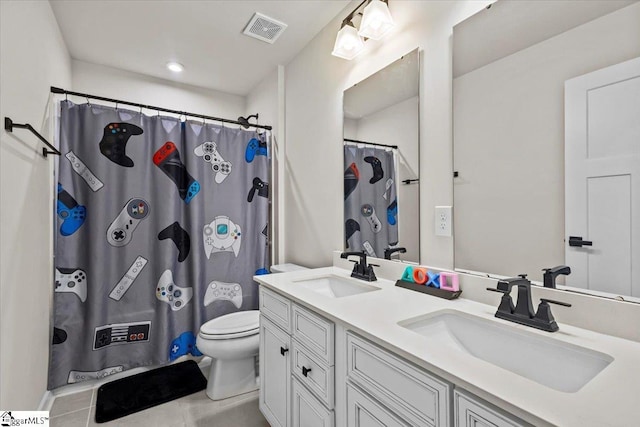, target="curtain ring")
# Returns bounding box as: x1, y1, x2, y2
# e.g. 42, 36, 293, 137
115, 102, 118, 111
139, 105, 143, 115
86, 96, 91, 107
65, 93, 68, 102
